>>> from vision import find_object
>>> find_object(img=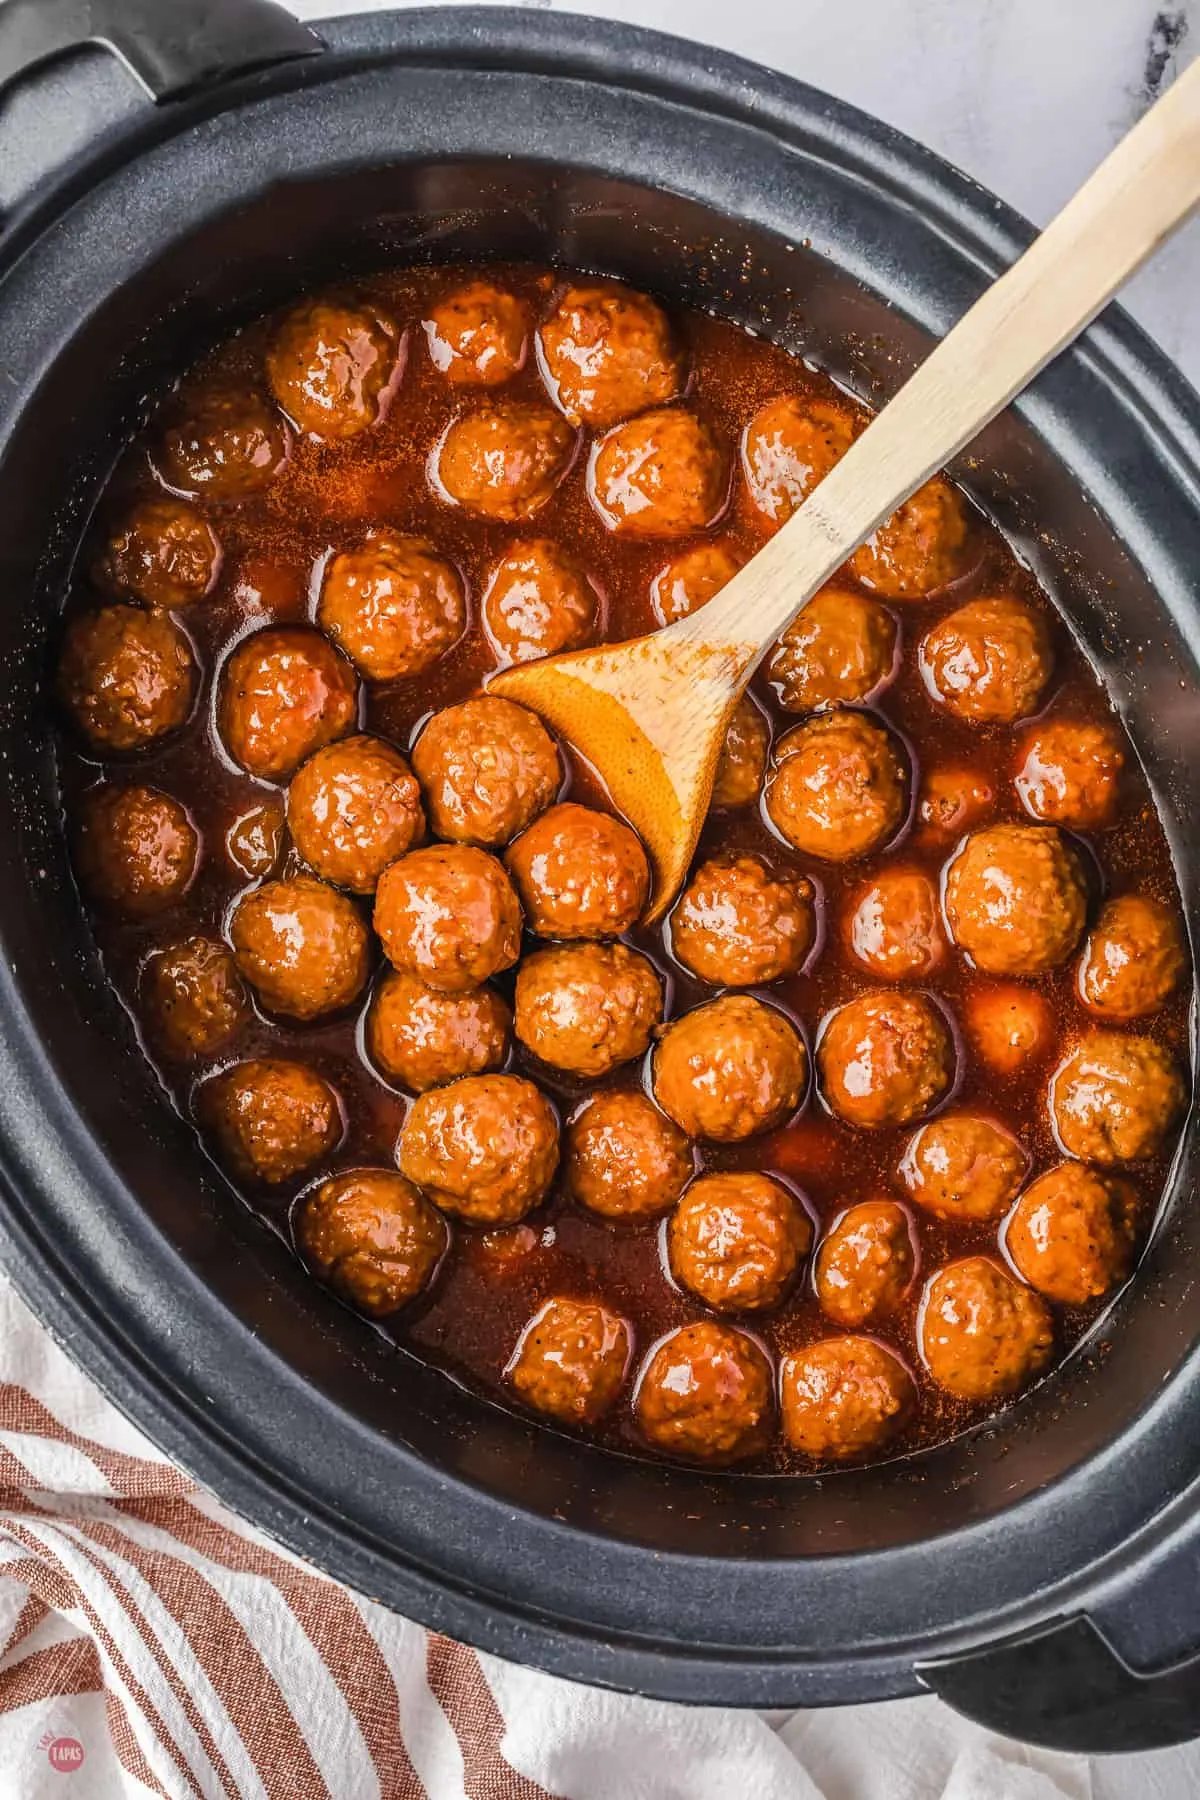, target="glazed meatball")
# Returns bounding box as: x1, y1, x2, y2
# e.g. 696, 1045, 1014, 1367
98, 497, 221, 610
741, 393, 859, 527
767, 584, 897, 713
297, 1169, 447, 1315
199, 1057, 342, 1186
563, 1089, 692, 1222
1009, 1164, 1138, 1309
920, 595, 1053, 724
139, 935, 248, 1060
920, 1256, 1053, 1401
765, 711, 907, 862
225, 798, 284, 880
434, 401, 575, 520
668, 1172, 811, 1313
845, 867, 945, 982
366, 968, 510, 1092
265, 296, 402, 438
538, 281, 683, 429
59, 605, 195, 753
965, 982, 1055, 1077
397, 1073, 559, 1223
157, 387, 290, 498
851, 476, 970, 598
287, 736, 424, 894
411, 696, 559, 847
651, 541, 743, 626
944, 824, 1087, 977
900, 1112, 1027, 1221
915, 763, 996, 843
814, 1200, 915, 1326
635, 1321, 772, 1463
1015, 717, 1124, 830
423, 279, 528, 387
507, 1296, 631, 1425
482, 540, 599, 665
75, 785, 198, 916
514, 942, 662, 1078
711, 697, 770, 810
218, 627, 358, 782
781, 1337, 915, 1461
817, 991, 954, 1129
1078, 894, 1187, 1020
374, 845, 521, 993
230, 875, 370, 1021
653, 995, 806, 1141
670, 853, 815, 987
317, 533, 465, 681
1050, 1031, 1184, 1166
590, 407, 729, 538
504, 802, 648, 939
